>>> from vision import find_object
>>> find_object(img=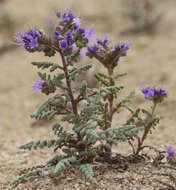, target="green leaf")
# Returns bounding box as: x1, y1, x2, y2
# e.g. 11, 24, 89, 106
54, 73, 65, 86
38, 72, 46, 80
50, 64, 60, 72
53, 123, 62, 136
95, 73, 110, 86
31, 62, 53, 69
80, 81, 87, 98
46, 154, 63, 165
114, 73, 127, 79
54, 156, 77, 174
61, 114, 75, 123
80, 164, 97, 184
100, 86, 124, 96
69, 64, 92, 81
31, 94, 67, 120
122, 91, 135, 104
105, 143, 111, 151
31, 62, 61, 72
19, 139, 56, 150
